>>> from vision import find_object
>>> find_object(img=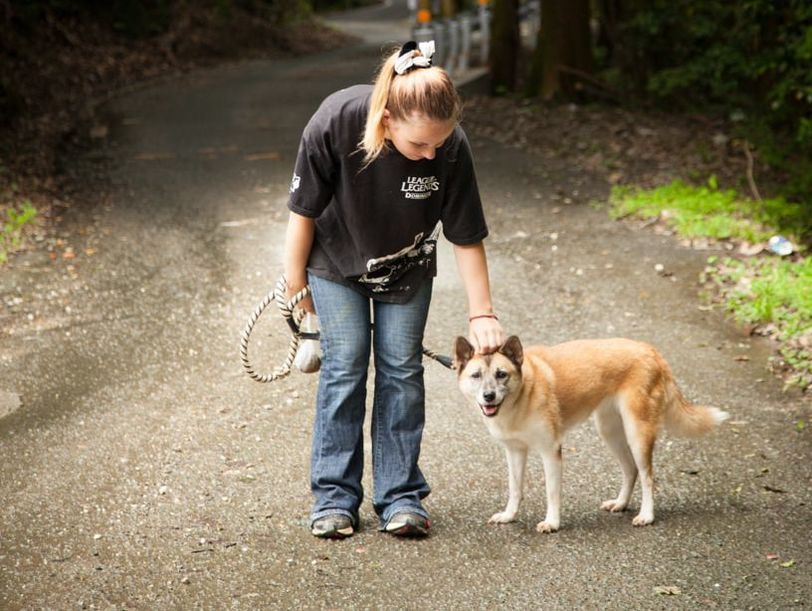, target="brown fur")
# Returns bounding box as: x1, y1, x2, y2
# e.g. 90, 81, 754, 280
455, 335, 728, 532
